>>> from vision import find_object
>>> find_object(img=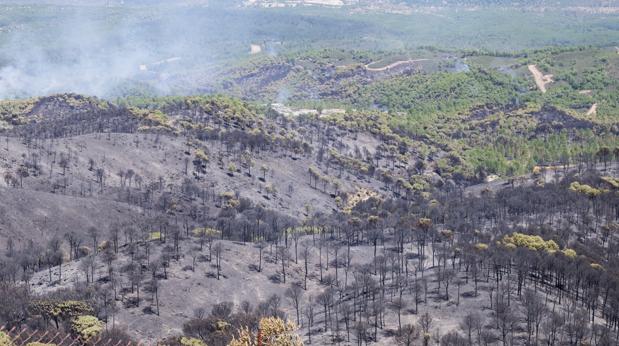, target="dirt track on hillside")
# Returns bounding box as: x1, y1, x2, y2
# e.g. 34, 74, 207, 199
365, 59, 429, 72
528, 64, 553, 93
586, 103, 597, 116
